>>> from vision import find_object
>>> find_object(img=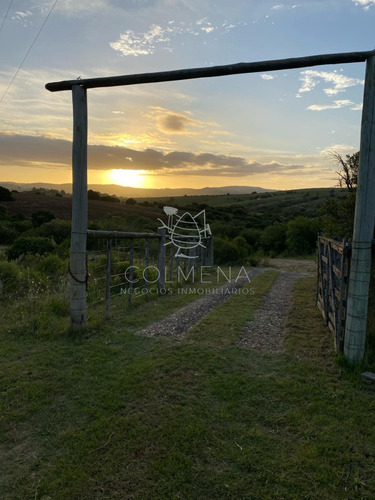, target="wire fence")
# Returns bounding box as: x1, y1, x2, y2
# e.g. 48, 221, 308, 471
87, 228, 213, 318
